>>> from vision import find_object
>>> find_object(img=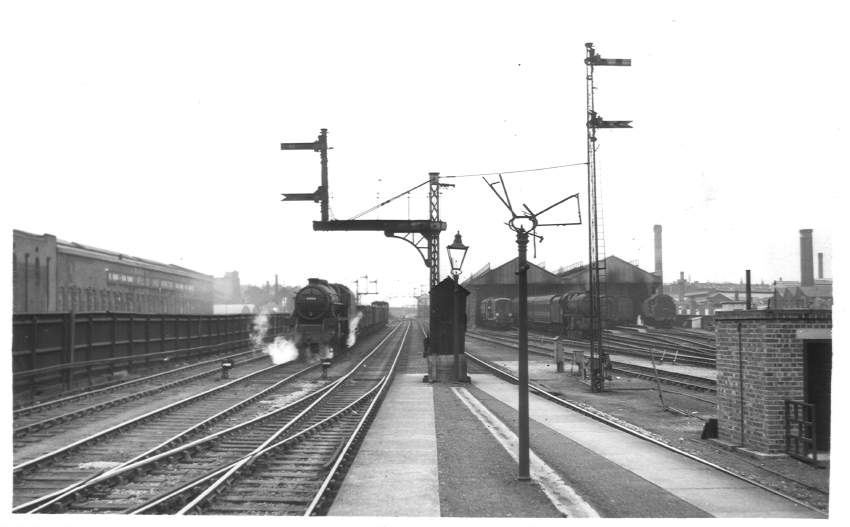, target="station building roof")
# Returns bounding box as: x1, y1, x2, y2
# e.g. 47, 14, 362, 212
56, 239, 213, 281
461, 257, 563, 288
557, 255, 659, 287
11, 228, 214, 281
